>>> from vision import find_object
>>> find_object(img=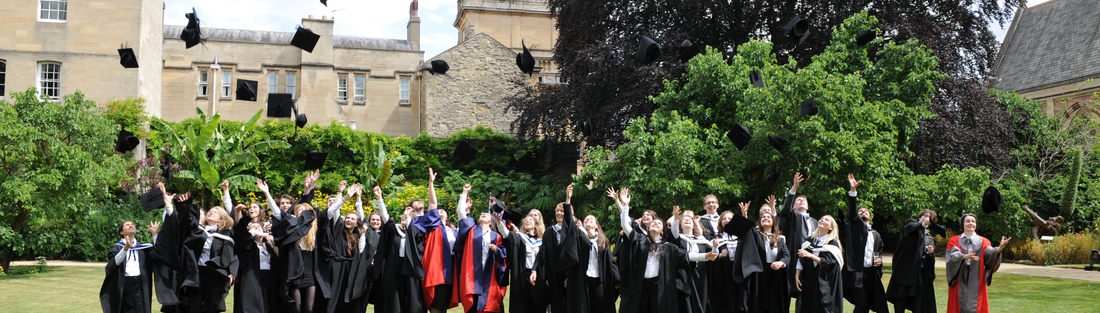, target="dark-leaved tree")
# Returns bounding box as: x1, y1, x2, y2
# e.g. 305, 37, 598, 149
506, 0, 1021, 174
